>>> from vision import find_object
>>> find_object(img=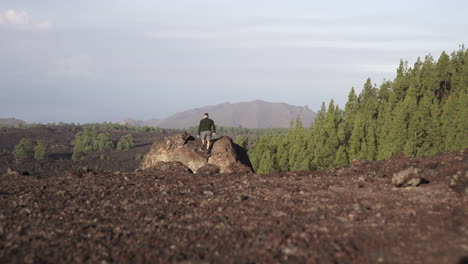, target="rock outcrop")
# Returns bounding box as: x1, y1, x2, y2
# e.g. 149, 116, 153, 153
141, 133, 252, 174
